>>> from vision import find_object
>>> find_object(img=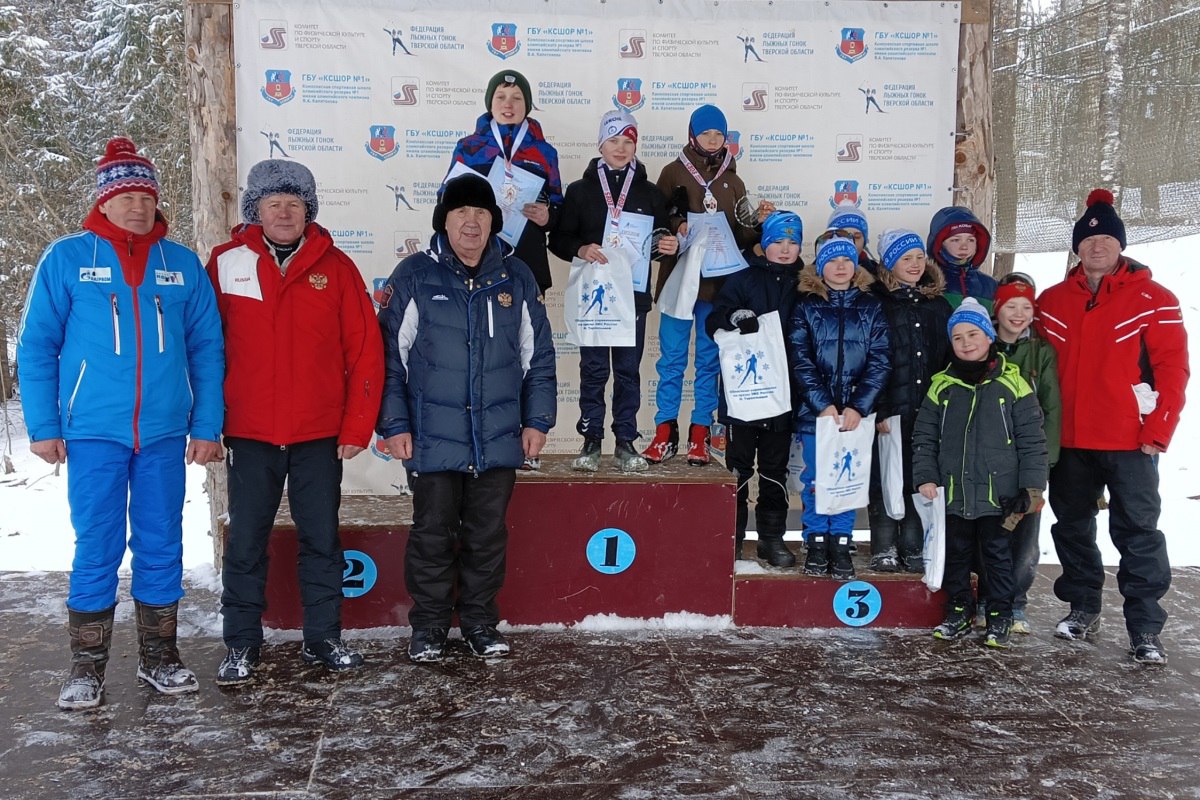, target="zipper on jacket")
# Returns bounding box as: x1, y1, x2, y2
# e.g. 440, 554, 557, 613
488, 296, 495, 338
110, 294, 121, 355
67, 360, 88, 425
155, 295, 165, 353
131, 285, 144, 452
999, 397, 1011, 444
957, 389, 979, 508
